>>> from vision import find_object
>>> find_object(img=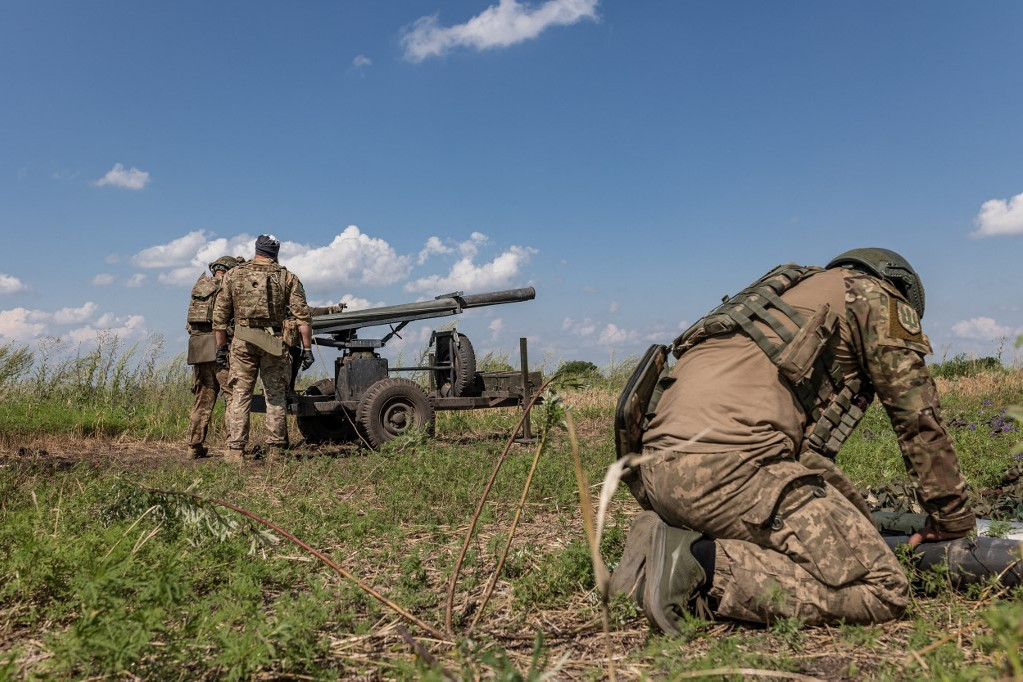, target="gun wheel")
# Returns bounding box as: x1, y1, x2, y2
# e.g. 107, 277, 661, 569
357, 377, 435, 449
435, 333, 478, 397
296, 379, 357, 445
